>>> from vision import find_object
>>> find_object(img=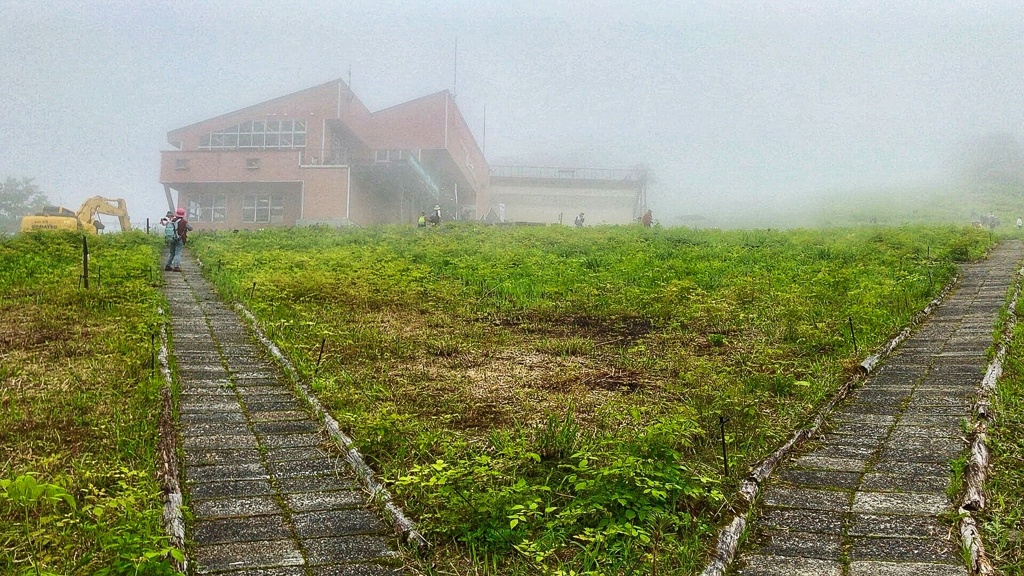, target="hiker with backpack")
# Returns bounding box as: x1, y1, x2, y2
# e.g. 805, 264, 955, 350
164, 207, 191, 272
